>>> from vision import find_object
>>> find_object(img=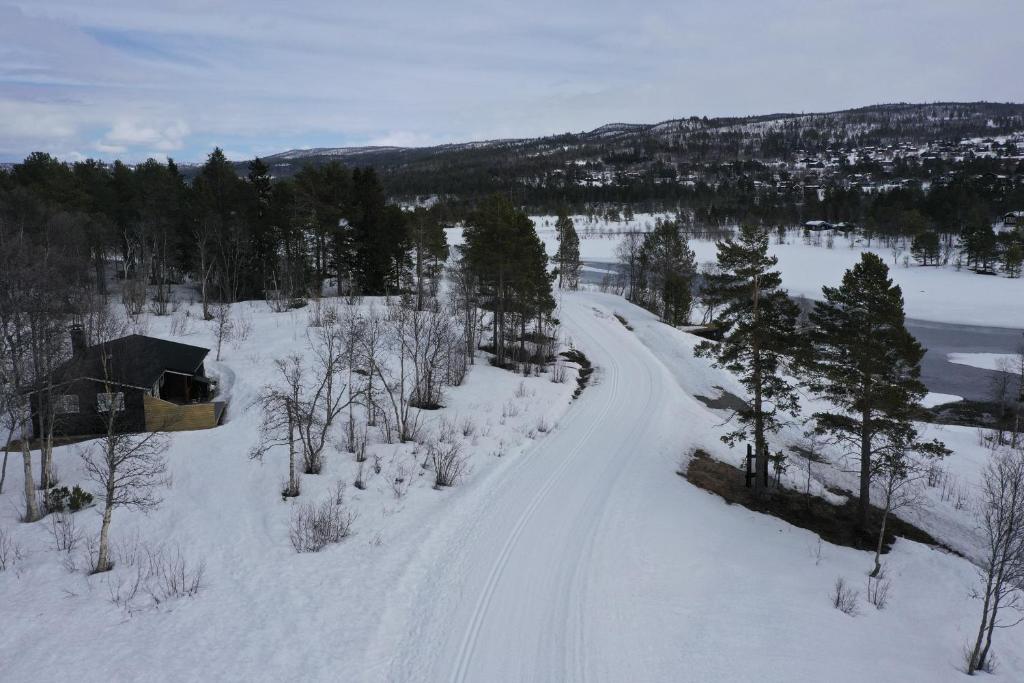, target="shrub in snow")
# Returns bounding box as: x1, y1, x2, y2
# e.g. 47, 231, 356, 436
46, 485, 94, 514
459, 416, 476, 438
831, 577, 859, 615
390, 462, 412, 500
69, 485, 94, 511
550, 360, 568, 384
48, 511, 81, 555
431, 440, 468, 488
289, 496, 355, 553
104, 541, 205, 613
0, 528, 25, 572
866, 569, 890, 610
45, 486, 70, 513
